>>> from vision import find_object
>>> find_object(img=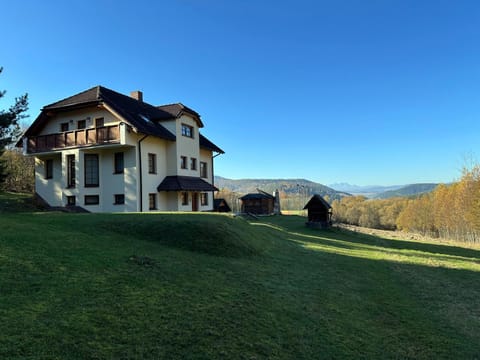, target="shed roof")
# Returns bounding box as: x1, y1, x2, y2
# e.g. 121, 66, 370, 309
240, 193, 274, 200
303, 194, 332, 210
157, 175, 218, 192
214, 198, 232, 212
